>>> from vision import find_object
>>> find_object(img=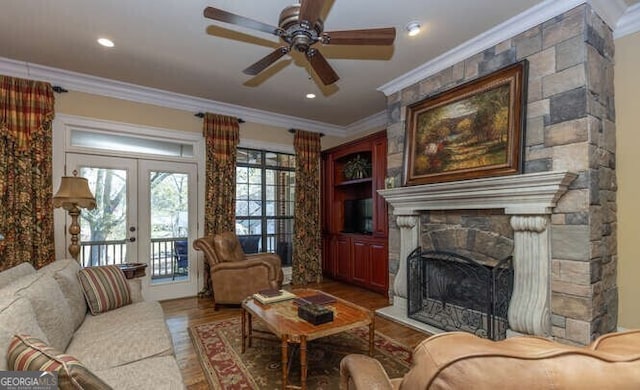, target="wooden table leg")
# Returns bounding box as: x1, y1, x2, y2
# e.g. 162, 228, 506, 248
300, 336, 308, 390
281, 336, 288, 390
241, 307, 246, 353
368, 319, 375, 356
248, 312, 253, 348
